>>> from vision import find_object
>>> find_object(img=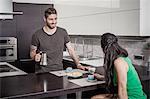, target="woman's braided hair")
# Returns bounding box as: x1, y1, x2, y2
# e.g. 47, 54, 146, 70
101, 33, 128, 94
